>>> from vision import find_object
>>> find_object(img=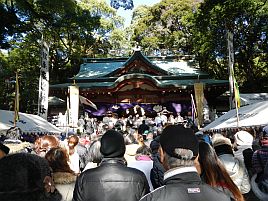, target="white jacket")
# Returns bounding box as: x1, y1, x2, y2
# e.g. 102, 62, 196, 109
218, 154, 251, 194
